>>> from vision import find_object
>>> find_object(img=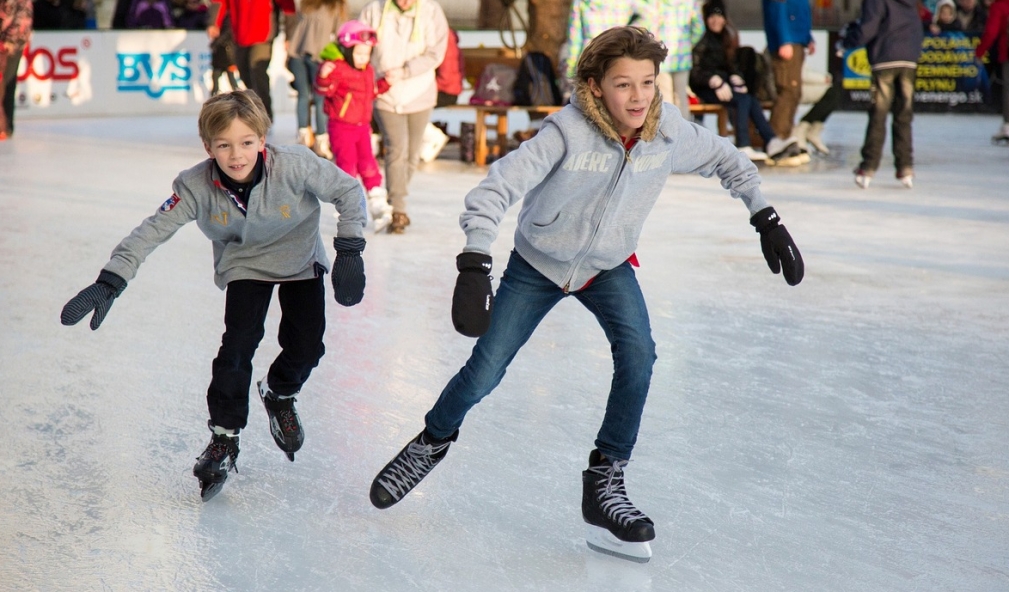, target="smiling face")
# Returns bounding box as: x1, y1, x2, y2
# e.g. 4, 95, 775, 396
588, 57, 656, 139
204, 117, 265, 183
